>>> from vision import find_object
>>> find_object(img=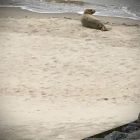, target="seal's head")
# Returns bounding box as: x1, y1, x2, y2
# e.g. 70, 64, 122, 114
84, 9, 96, 15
